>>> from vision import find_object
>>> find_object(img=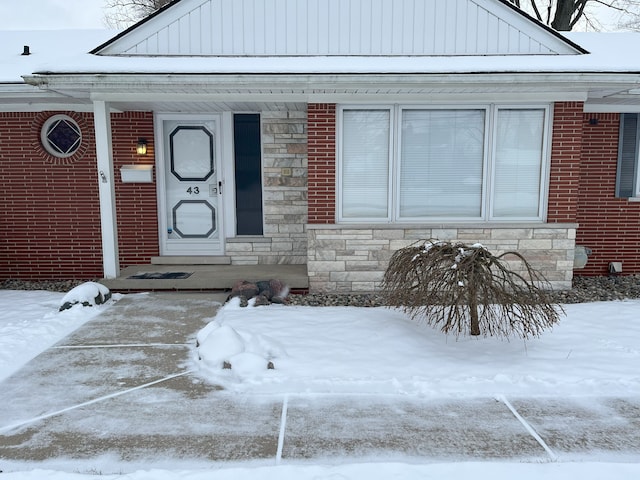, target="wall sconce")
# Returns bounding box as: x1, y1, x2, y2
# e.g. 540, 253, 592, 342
589, 115, 599, 126
136, 138, 148, 155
